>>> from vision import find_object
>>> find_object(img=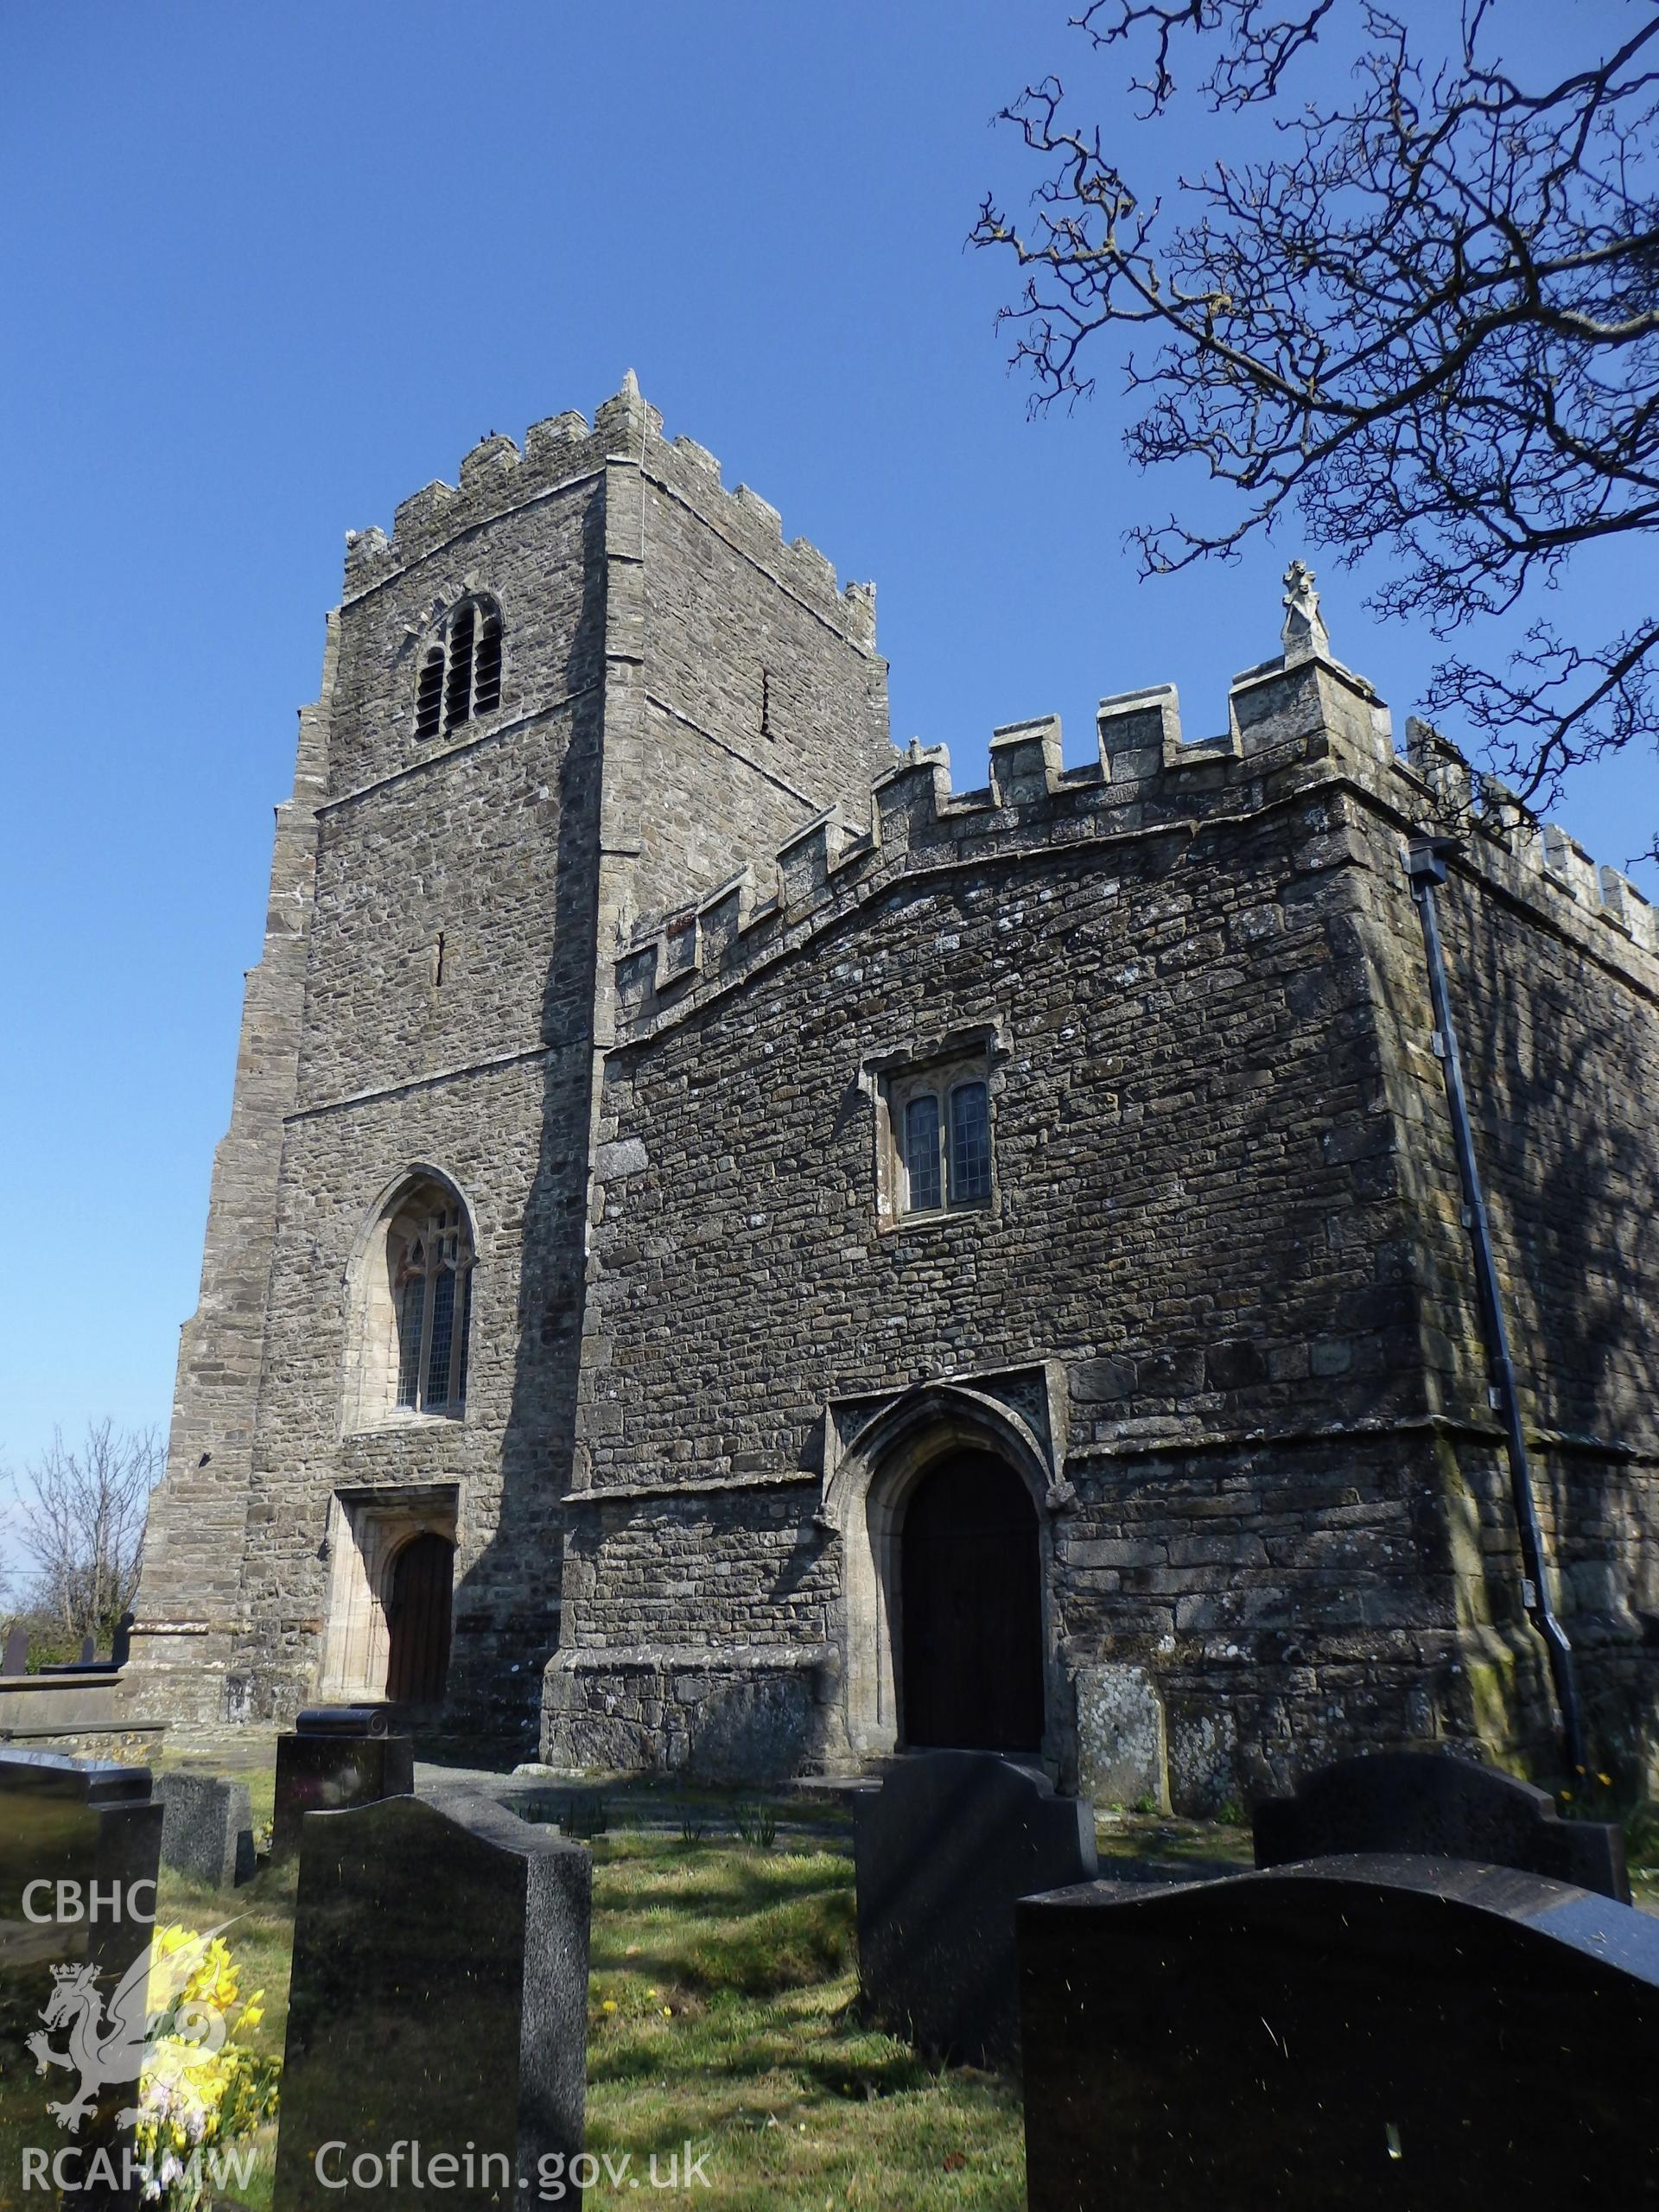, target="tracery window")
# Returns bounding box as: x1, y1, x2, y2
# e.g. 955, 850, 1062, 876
415, 595, 504, 741
392, 1200, 474, 1414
